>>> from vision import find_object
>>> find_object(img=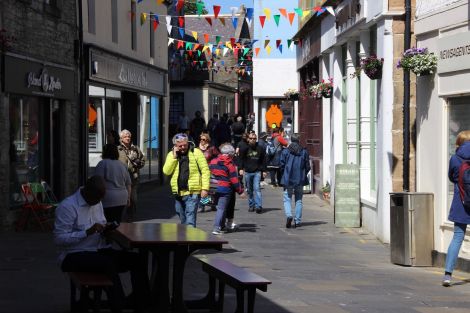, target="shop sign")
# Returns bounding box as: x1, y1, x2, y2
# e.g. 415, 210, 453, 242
438, 31, 470, 74
90, 48, 165, 95
4, 54, 74, 99
27, 68, 62, 93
